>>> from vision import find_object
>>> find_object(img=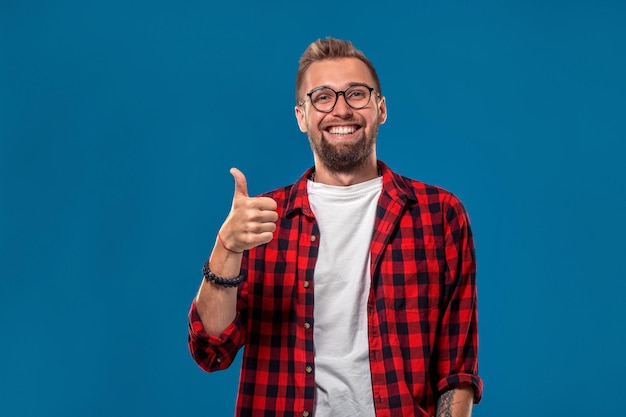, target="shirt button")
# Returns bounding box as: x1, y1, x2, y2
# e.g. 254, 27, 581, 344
310, 235, 316, 242
303, 281, 310, 288
304, 322, 311, 329
306, 365, 313, 374
303, 411, 310, 417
